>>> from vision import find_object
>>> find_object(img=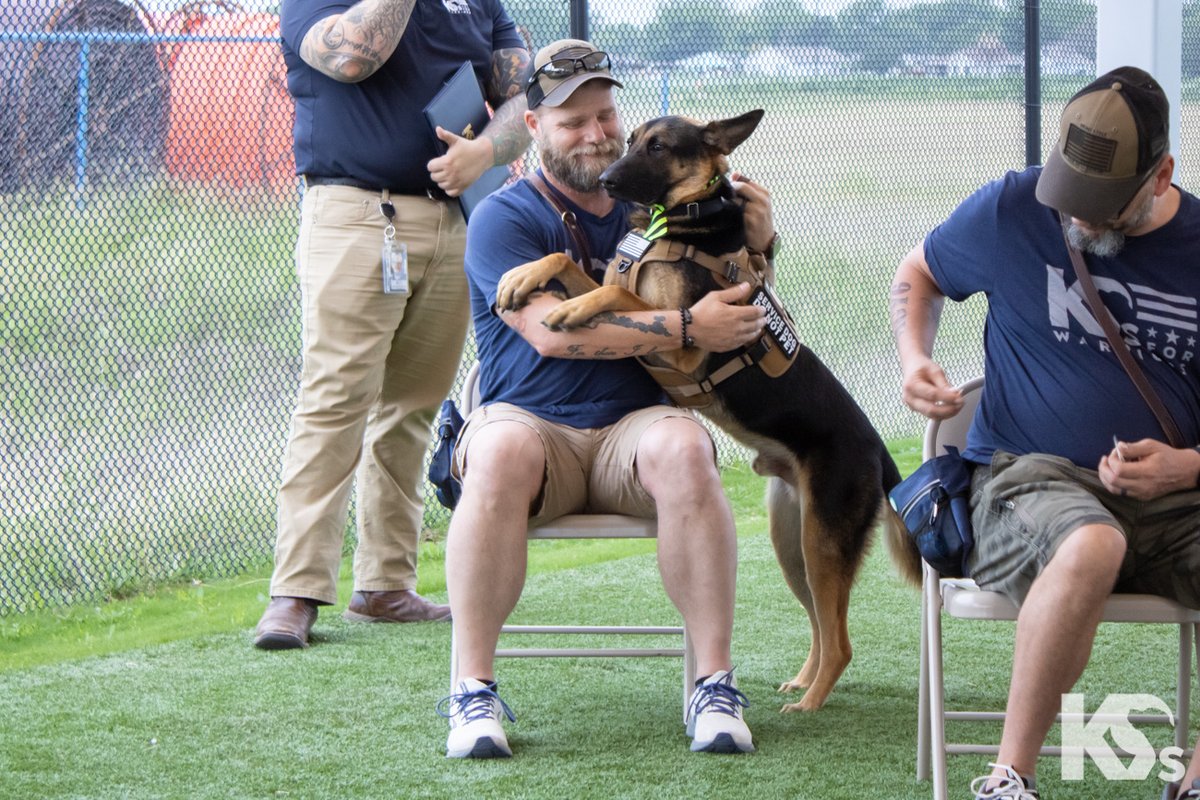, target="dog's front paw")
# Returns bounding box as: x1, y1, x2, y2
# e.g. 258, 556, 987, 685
542, 297, 595, 330
496, 267, 546, 311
